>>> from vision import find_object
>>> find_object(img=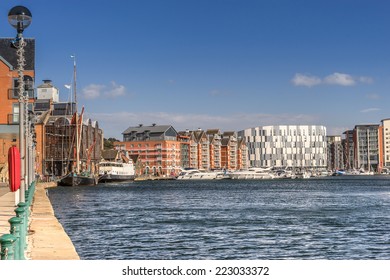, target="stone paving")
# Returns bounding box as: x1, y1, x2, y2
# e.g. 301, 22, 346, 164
0, 182, 80, 260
